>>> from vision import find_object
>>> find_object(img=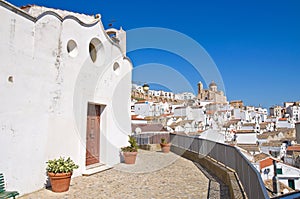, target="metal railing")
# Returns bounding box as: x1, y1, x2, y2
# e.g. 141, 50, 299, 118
170, 133, 269, 199
133, 133, 170, 145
